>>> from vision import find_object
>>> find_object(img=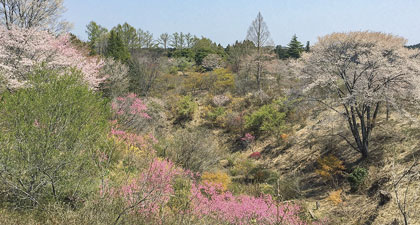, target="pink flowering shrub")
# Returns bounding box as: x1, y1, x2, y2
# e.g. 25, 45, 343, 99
0, 26, 104, 89
241, 133, 255, 143
111, 93, 152, 133
119, 159, 182, 223
101, 154, 320, 224
249, 151, 262, 160
191, 181, 308, 225
241, 132, 255, 149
